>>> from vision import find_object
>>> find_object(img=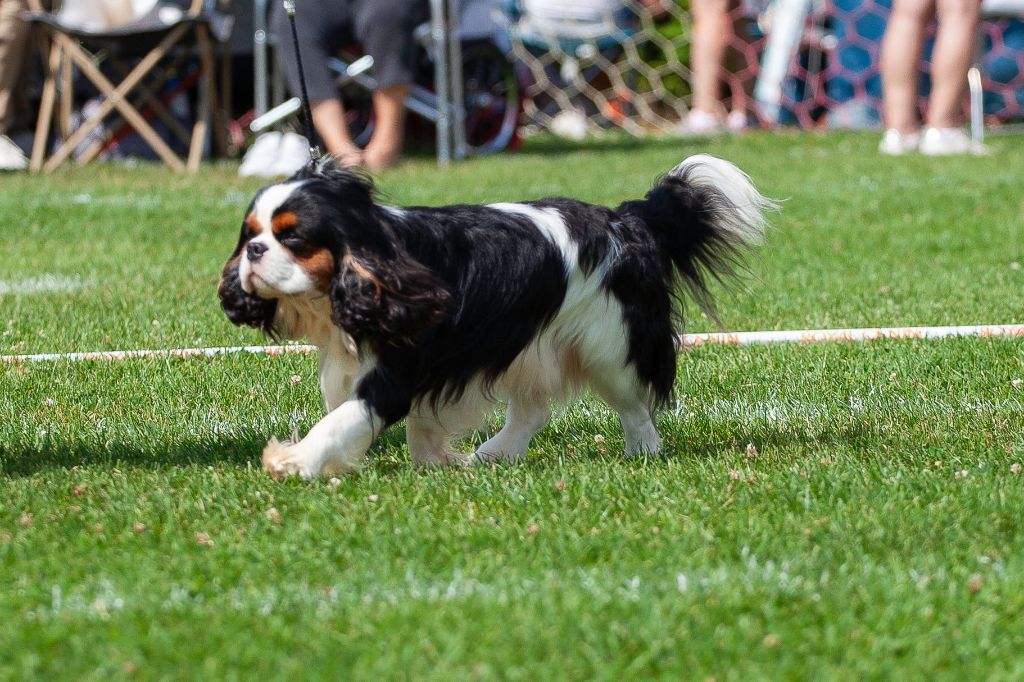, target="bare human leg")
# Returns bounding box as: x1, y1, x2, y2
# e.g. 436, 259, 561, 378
363, 84, 409, 171
880, 0, 934, 134
311, 98, 364, 167
926, 0, 982, 129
